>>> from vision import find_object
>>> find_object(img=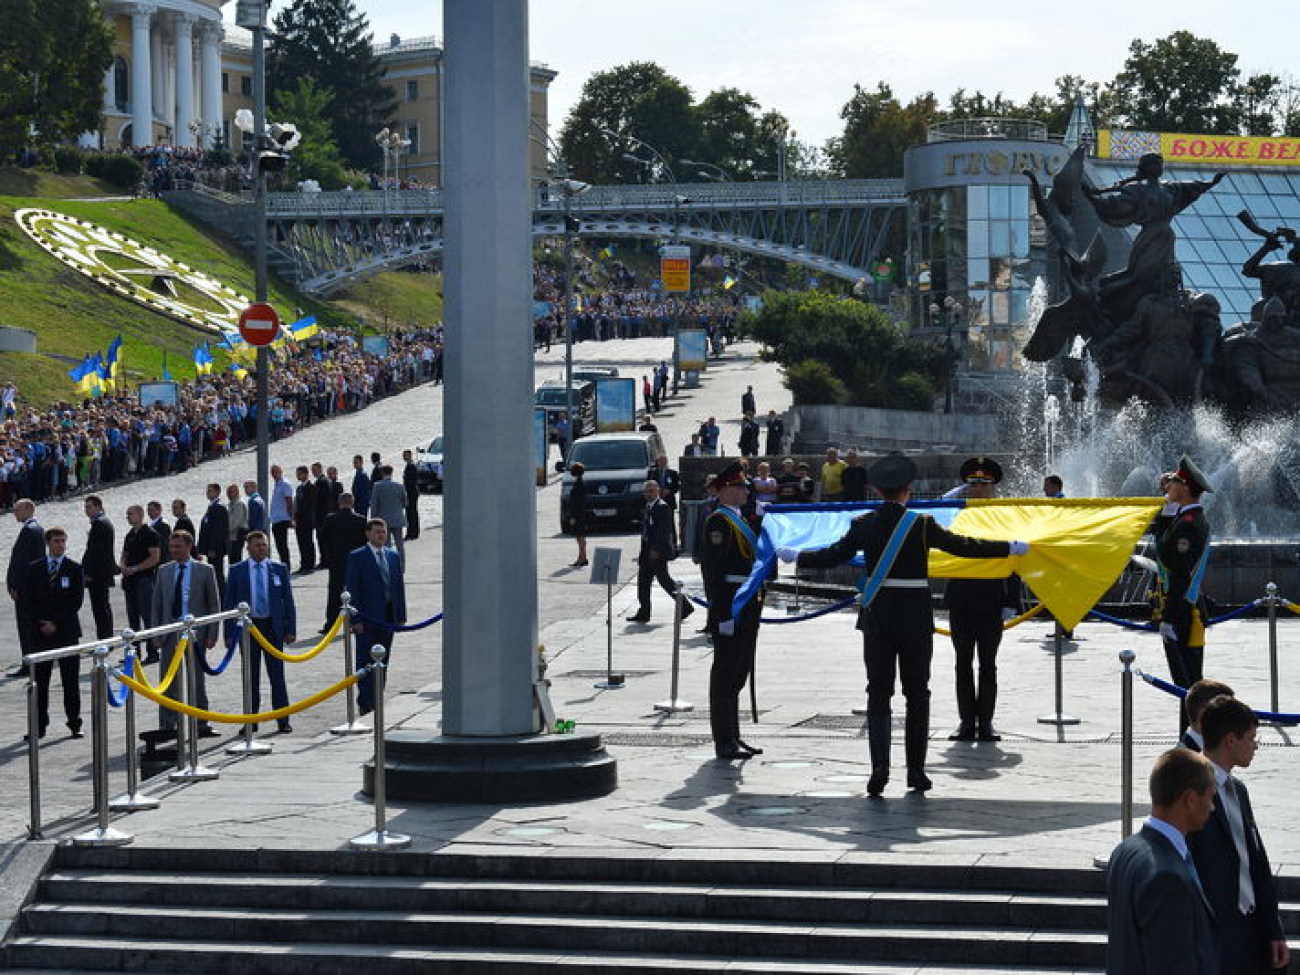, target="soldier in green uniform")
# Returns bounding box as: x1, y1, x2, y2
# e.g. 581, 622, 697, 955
777, 455, 1028, 797
700, 462, 765, 760
1155, 454, 1213, 734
